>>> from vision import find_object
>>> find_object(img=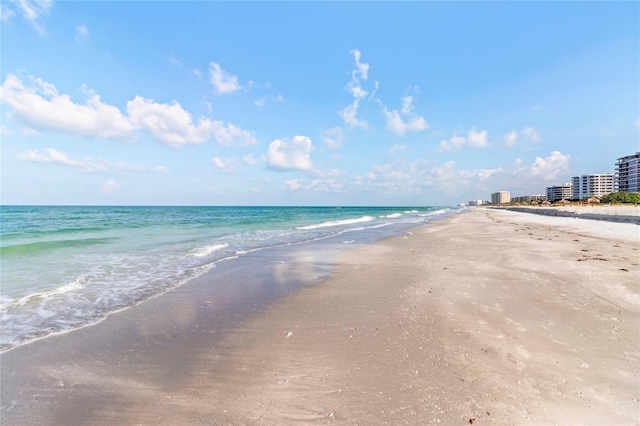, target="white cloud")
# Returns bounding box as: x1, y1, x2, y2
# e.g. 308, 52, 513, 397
388, 144, 408, 155
127, 96, 214, 147
349, 85, 368, 100
339, 100, 368, 129
212, 157, 226, 169
322, 127, 344, 149
522, 126, 541, 143
254, 98, 266, 107
210, 121, 258, 147
209, 62, 241, 94
326, 168, 346, 178
0, 4, 16, 22
530, 151, 570, 180
382, 107, 428, 136
401, 96, 414, 115
116, 162, 168, 174
503, 130, 518, 147
243, 154, 258, 165
0, 125, 11, 136
22, 127, 40, 137
332, 150, 574, 203
267, 135, 313, 171
8, 0, 52, 35
306, 178, 345, 193
1, 73, 136, 140
212, 156, 238, 172
283, 176, 345, 193
20, 148, 80, 167
126, 96, 257, 147
438, 133, 466, 151
19, 148, 108, 173
101, 179, 121, 195
635, 117, 640, 128
340, 49, 372, 128
285, 179, 303, 190
467, 128, 488, 147
501, 126, 539, 147
381, 95, 428, 136
349, 158, 508, 199
2, 71, 258, 148
20, 147, 167, 174
438, 128, 489, 151
369, 81, 379, 100
75, 22, 89, 44
350, 49, 369, 81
